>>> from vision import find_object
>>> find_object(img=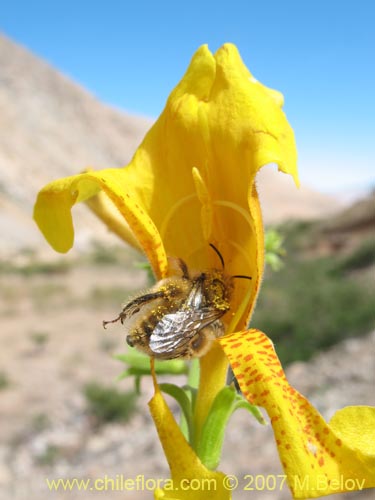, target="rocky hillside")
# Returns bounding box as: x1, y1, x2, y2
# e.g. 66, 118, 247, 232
0, 255, 373, 500
0, 33, 151, 254
0, 33, 341, 256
